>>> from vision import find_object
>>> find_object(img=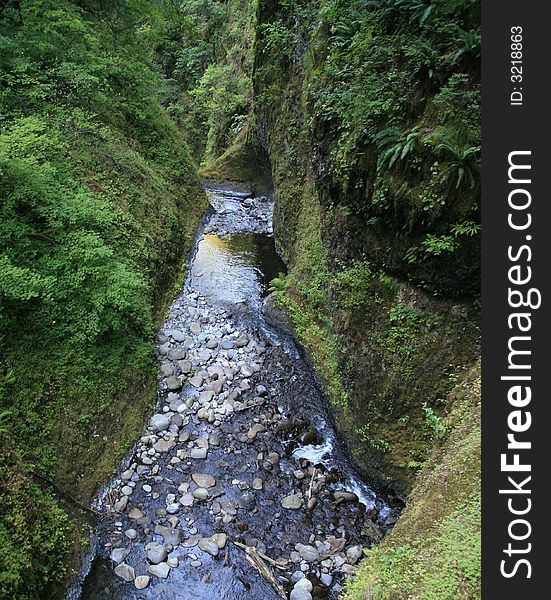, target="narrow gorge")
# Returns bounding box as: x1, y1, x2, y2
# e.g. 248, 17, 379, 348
0, 1, 481, 599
